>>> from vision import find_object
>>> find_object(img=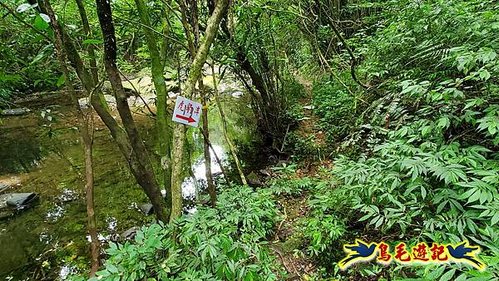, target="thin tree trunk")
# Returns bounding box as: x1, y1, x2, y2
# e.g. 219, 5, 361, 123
212, 66, 247, 185
321, 8, 369, 89
170, 0, 229, 221
201, 85, 216, 206
82, 113, 100, 276
72, 6, 106, 264
191, 0, 216, 206
177, 0, 196, 58
134, 0, 173, 218
38, 1, 100, 274
95, 0, 169, 222
75, 0, 98, 83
